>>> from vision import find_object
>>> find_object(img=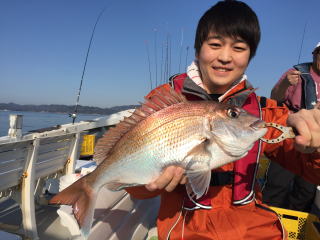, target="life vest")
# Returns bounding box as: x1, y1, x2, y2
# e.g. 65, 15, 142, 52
170, 74, 263, 207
